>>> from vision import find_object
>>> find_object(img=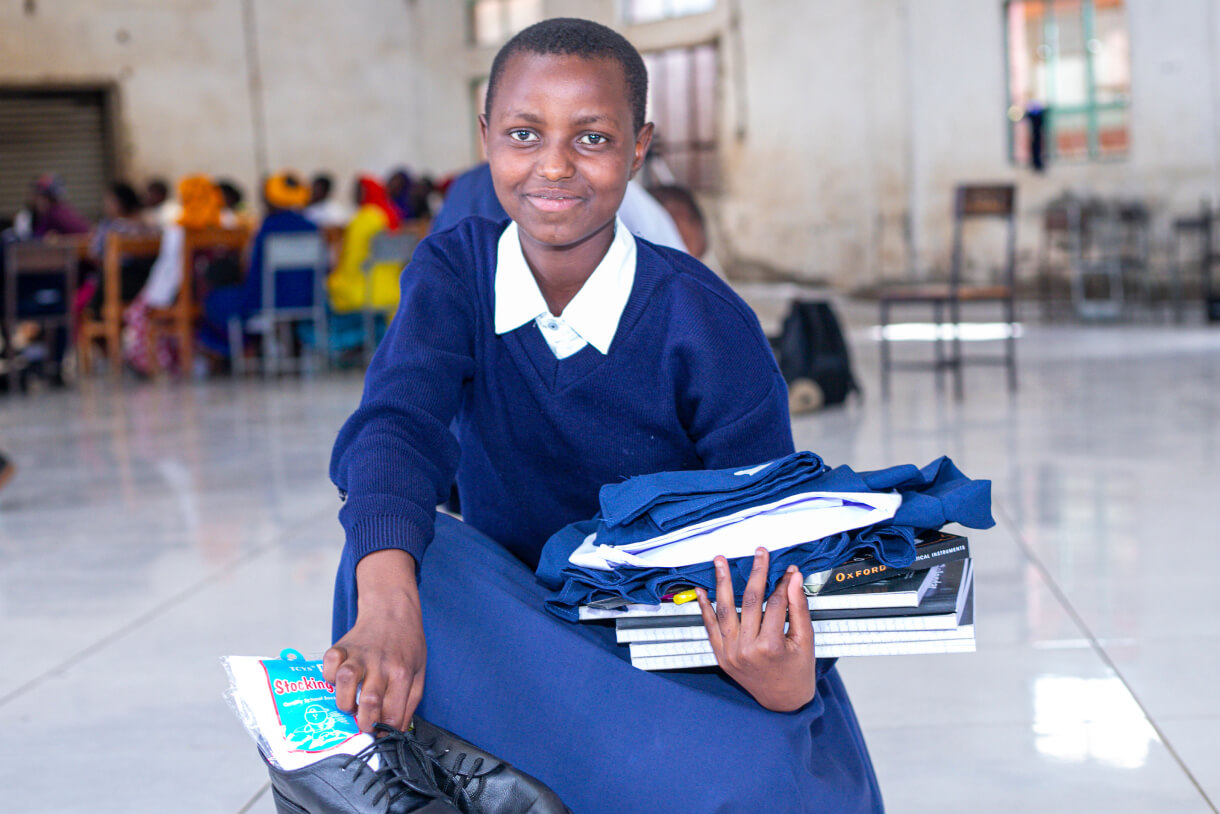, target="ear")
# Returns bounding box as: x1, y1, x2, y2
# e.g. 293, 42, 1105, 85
629, 122, 655, 179
478, 114, 490, 155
